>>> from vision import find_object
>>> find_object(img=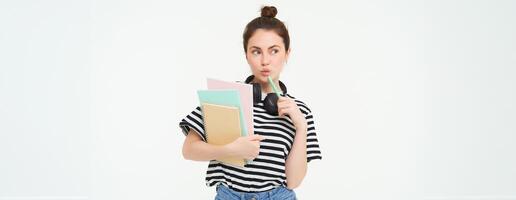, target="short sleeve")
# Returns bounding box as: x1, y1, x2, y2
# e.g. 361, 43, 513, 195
305, 111, 322, 162
178, 106, 207, 142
